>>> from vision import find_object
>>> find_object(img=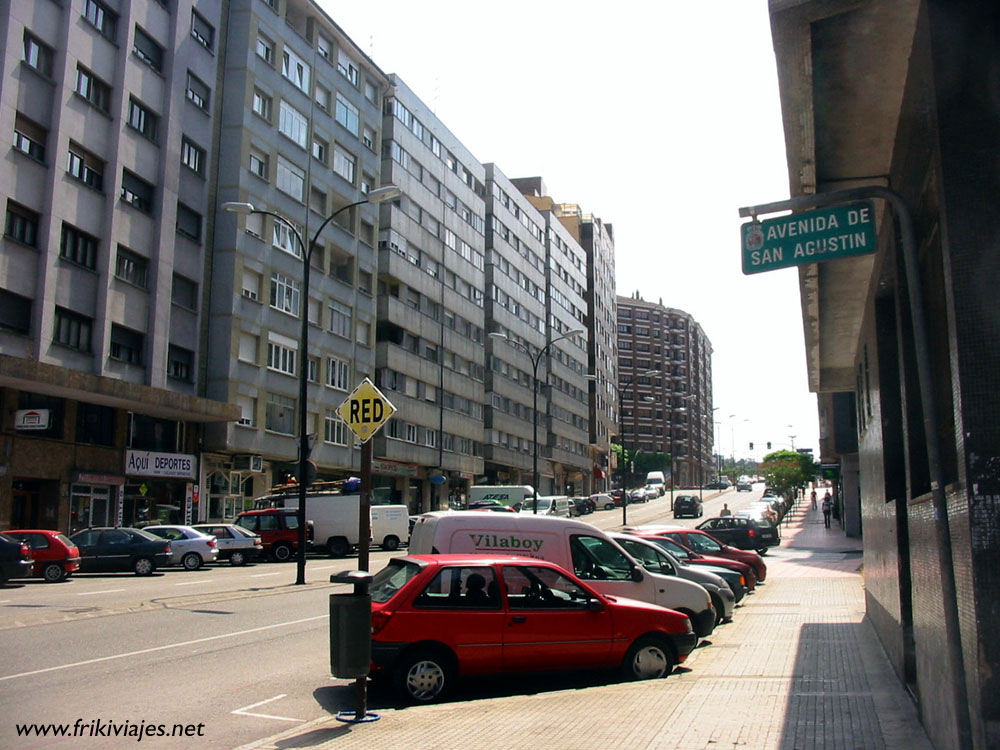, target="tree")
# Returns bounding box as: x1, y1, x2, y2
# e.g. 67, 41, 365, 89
610, 444, 669, 487
761, 450, 818, 497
